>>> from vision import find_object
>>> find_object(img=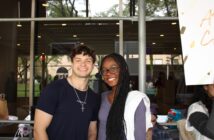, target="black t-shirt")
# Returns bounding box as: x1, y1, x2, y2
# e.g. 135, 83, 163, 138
36, 79, 100, 140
